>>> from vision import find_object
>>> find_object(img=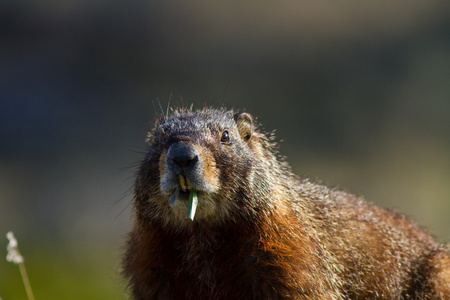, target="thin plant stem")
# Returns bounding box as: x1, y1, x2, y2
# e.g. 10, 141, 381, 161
18, 261, 35, 300
6, 232, 36, 300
